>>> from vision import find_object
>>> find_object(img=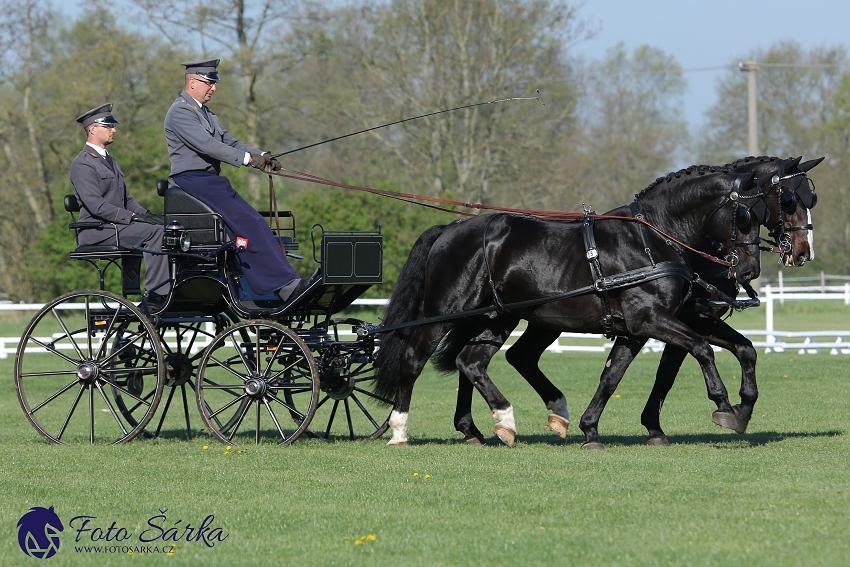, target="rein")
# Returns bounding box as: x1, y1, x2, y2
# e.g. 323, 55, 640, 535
262, 166, 734, 268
